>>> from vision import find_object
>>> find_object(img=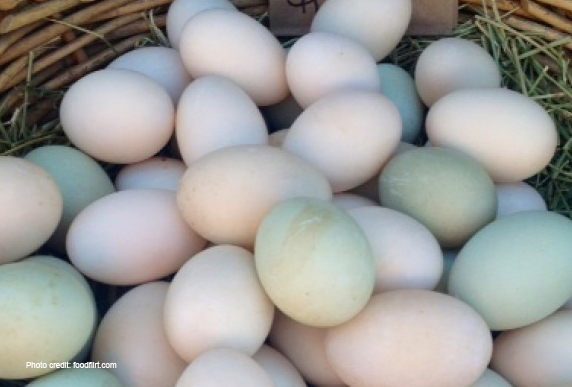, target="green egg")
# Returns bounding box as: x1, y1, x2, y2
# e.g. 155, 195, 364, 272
448, 211, 572, 330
